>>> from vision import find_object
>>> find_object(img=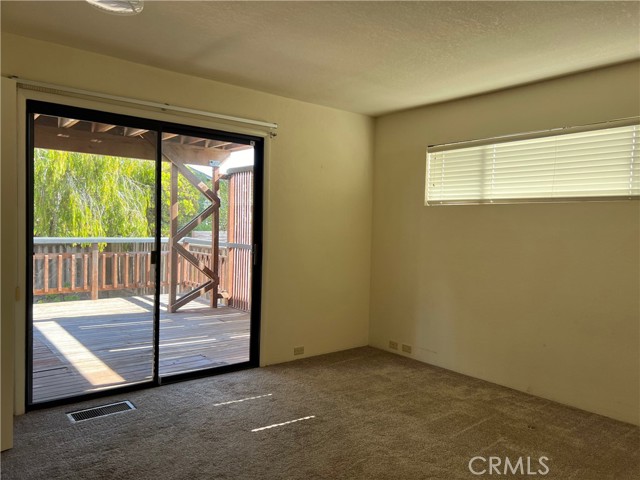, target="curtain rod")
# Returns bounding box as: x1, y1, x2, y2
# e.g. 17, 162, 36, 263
4, 75, 278, 130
